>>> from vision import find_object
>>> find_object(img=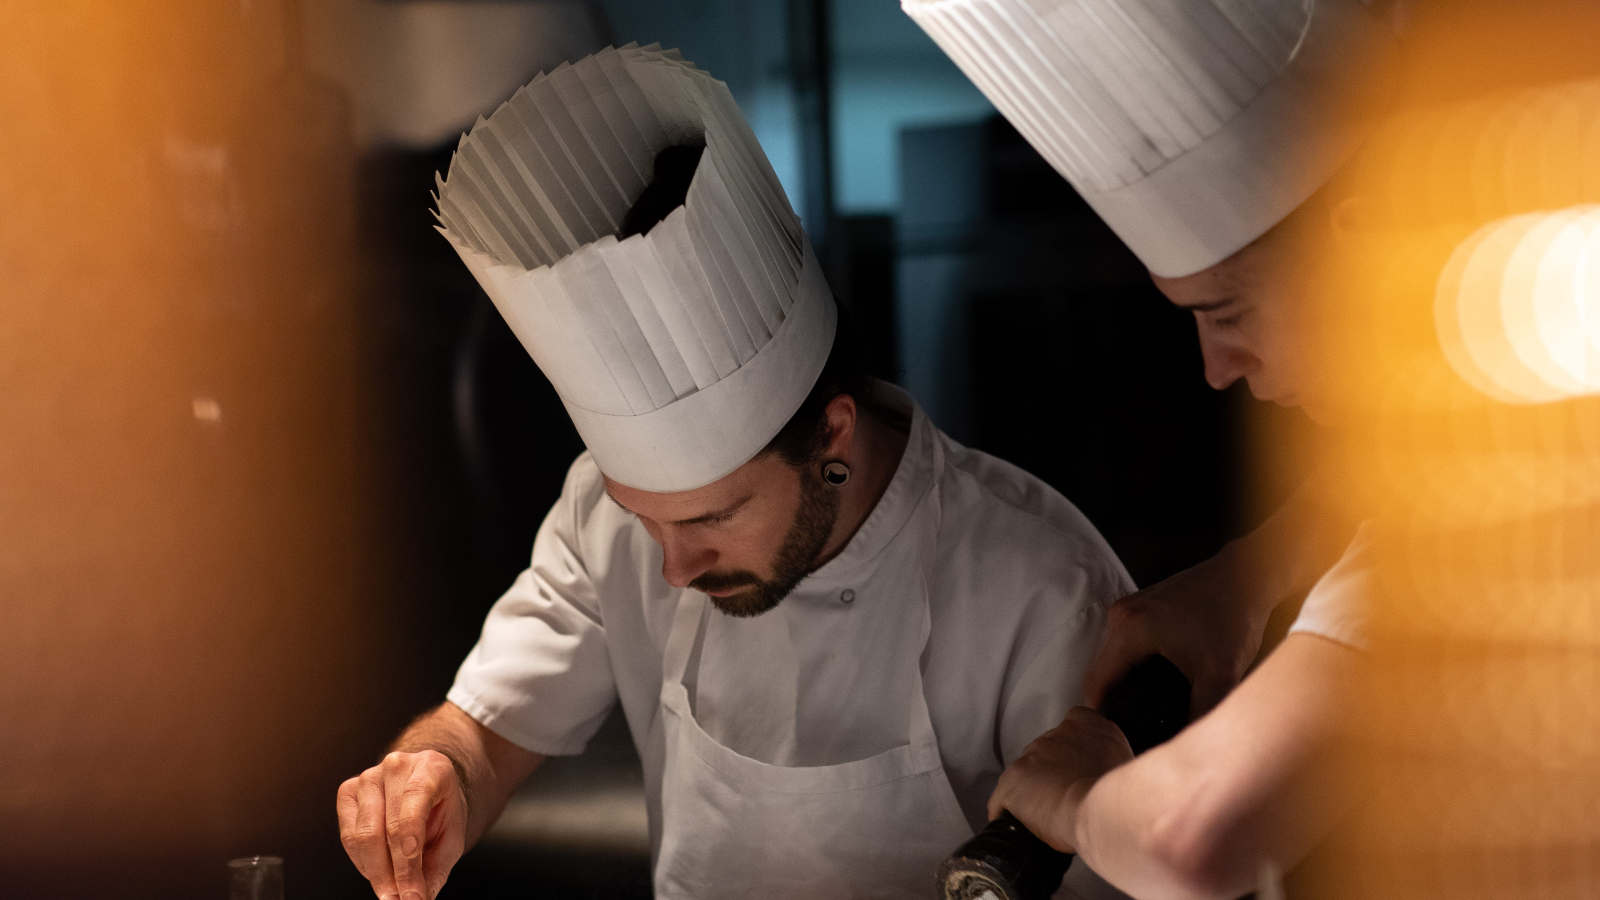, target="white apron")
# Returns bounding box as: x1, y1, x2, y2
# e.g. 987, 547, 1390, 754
652, 470, 975, 899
